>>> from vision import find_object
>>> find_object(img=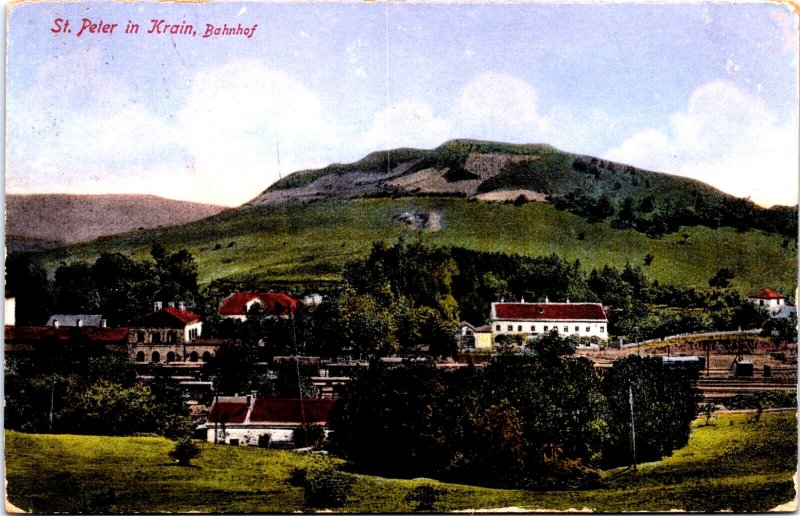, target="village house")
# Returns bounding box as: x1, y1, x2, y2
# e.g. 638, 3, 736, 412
127, 302, 205, 363
457, 321, 493, 351
46, 314, 106, 328
747, 289, 797, 319
218, 291, 302, 321
203, 396, 336, 447
490, 298, 609, 345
